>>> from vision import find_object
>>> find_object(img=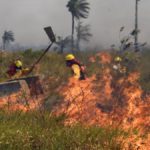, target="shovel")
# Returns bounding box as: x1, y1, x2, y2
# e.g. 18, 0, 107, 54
27, 26, 56, 74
